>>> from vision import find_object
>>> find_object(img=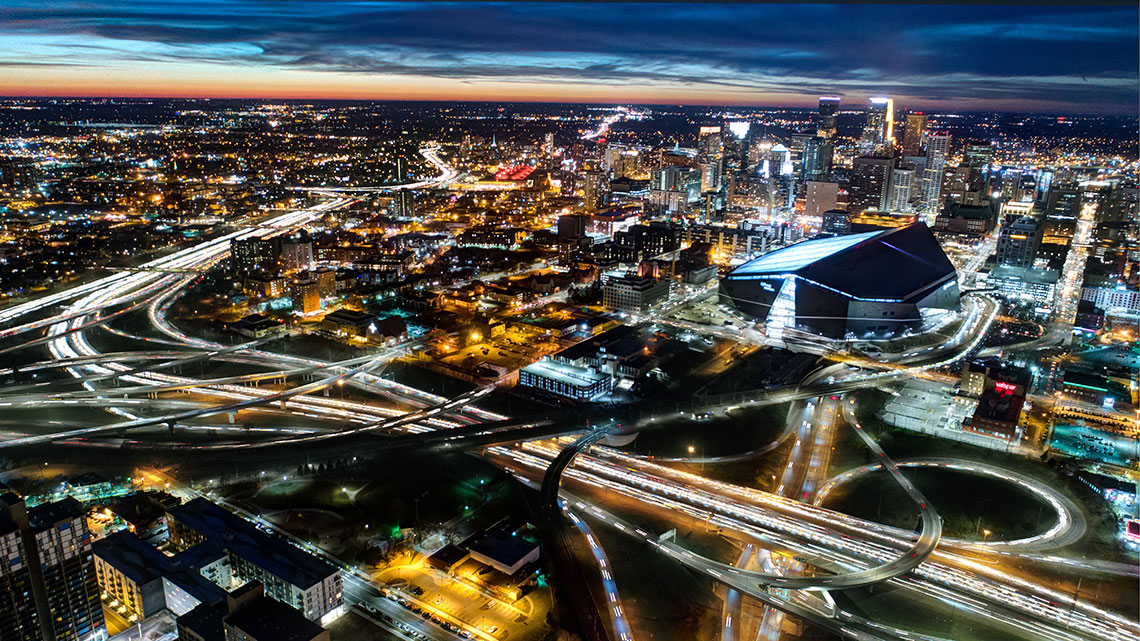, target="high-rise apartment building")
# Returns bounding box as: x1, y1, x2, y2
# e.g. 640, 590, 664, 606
849, 156, 893, 213
290, 279, 322, 315
887, 166, 917, 212
0, 486, 106, 641
921, 133, 951, 214
167, 498, 342, 625
393, 157, 414, 218
280, 232, 314, 274
231, 238, 281, 276
582, 170, 605, 212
